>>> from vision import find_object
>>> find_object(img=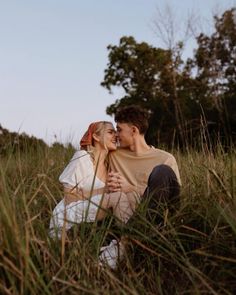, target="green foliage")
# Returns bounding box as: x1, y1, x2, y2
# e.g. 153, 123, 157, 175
191, 8, 236, 141
101, 36, 188, 146
102, 36, 172, 108
0, 124, 48, 155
